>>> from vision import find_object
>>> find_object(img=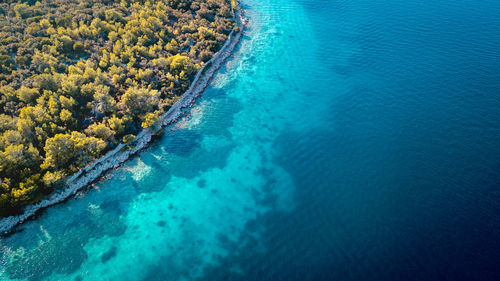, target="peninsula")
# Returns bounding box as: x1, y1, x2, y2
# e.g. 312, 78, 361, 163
0, 0, 245, 235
